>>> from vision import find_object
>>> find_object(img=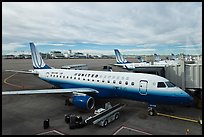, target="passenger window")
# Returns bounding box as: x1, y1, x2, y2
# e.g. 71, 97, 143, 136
113, 80, 116, 84
125, 81, 128, 85
81, 74, 84, 76
131, 82, 134, 86
78, 74, 81, 76
119, 81, 122, 84
107, 80, 110, 83
157, 82, 166, 88
67, 76, 69, 78
78, 78, 80, 80
95, 75, 98, 78
63, 76, 65, 78
91, 74, 94, 77
74, 73, 77, 76
97, 80, 99, 82
88, 74, 91, 77
70, 76, 72, 79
